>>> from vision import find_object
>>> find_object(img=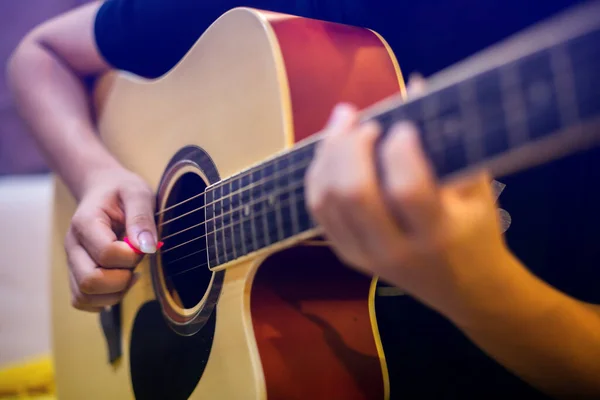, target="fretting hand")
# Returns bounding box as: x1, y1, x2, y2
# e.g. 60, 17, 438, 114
304, 85, 511, 313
